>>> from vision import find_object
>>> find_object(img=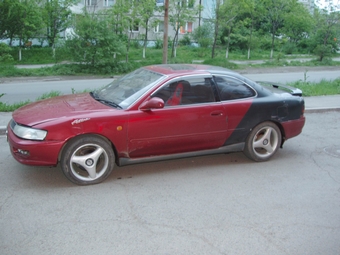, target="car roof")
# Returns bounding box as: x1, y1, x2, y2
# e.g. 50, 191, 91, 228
143, 64, 237, 77
143, 64, 263, 93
